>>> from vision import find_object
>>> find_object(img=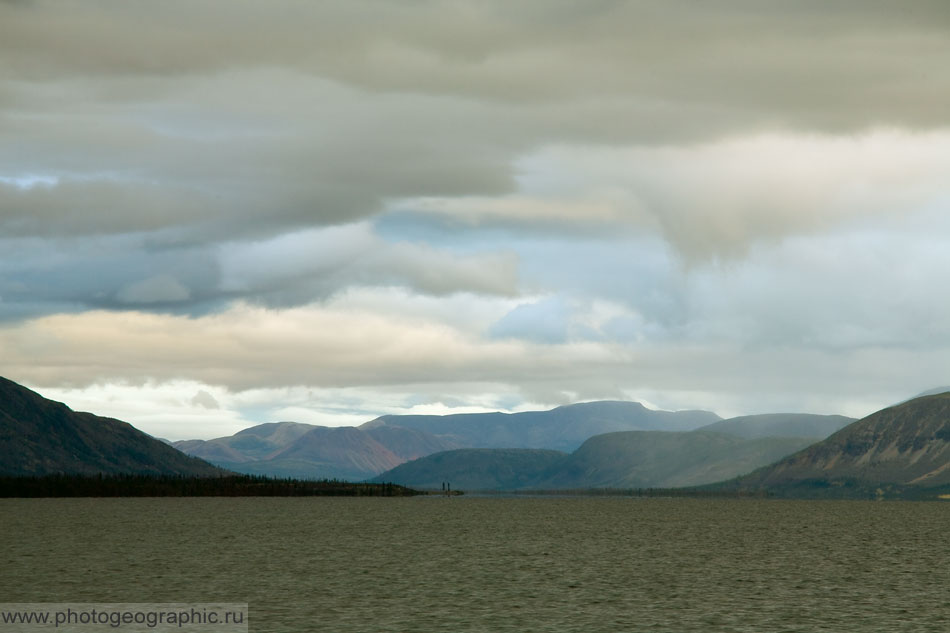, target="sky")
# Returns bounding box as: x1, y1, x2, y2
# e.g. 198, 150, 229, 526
2, 1, 950, 439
